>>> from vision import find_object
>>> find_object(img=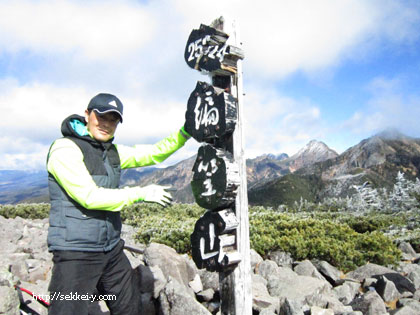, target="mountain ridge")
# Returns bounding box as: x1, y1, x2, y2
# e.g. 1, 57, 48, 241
1, 130, 419, 206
